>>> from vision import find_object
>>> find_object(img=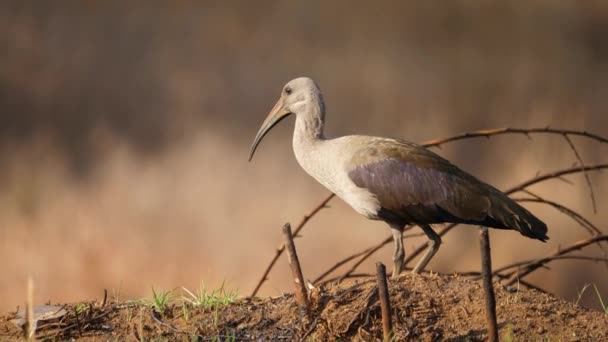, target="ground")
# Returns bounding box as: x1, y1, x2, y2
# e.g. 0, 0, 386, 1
1, 274, 607, 341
